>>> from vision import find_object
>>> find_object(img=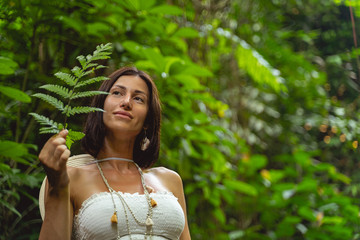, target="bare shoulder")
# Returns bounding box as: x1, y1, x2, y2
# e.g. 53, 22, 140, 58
147, 166, 182, 182
146, 167, 184, 194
